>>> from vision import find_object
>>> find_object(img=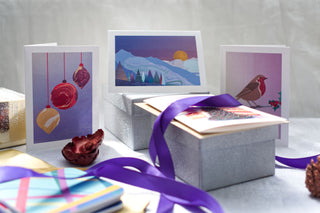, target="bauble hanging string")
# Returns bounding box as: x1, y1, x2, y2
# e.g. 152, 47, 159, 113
51, 52, 78, 110
73, 52, 90, 89
36, 53, 60, 134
